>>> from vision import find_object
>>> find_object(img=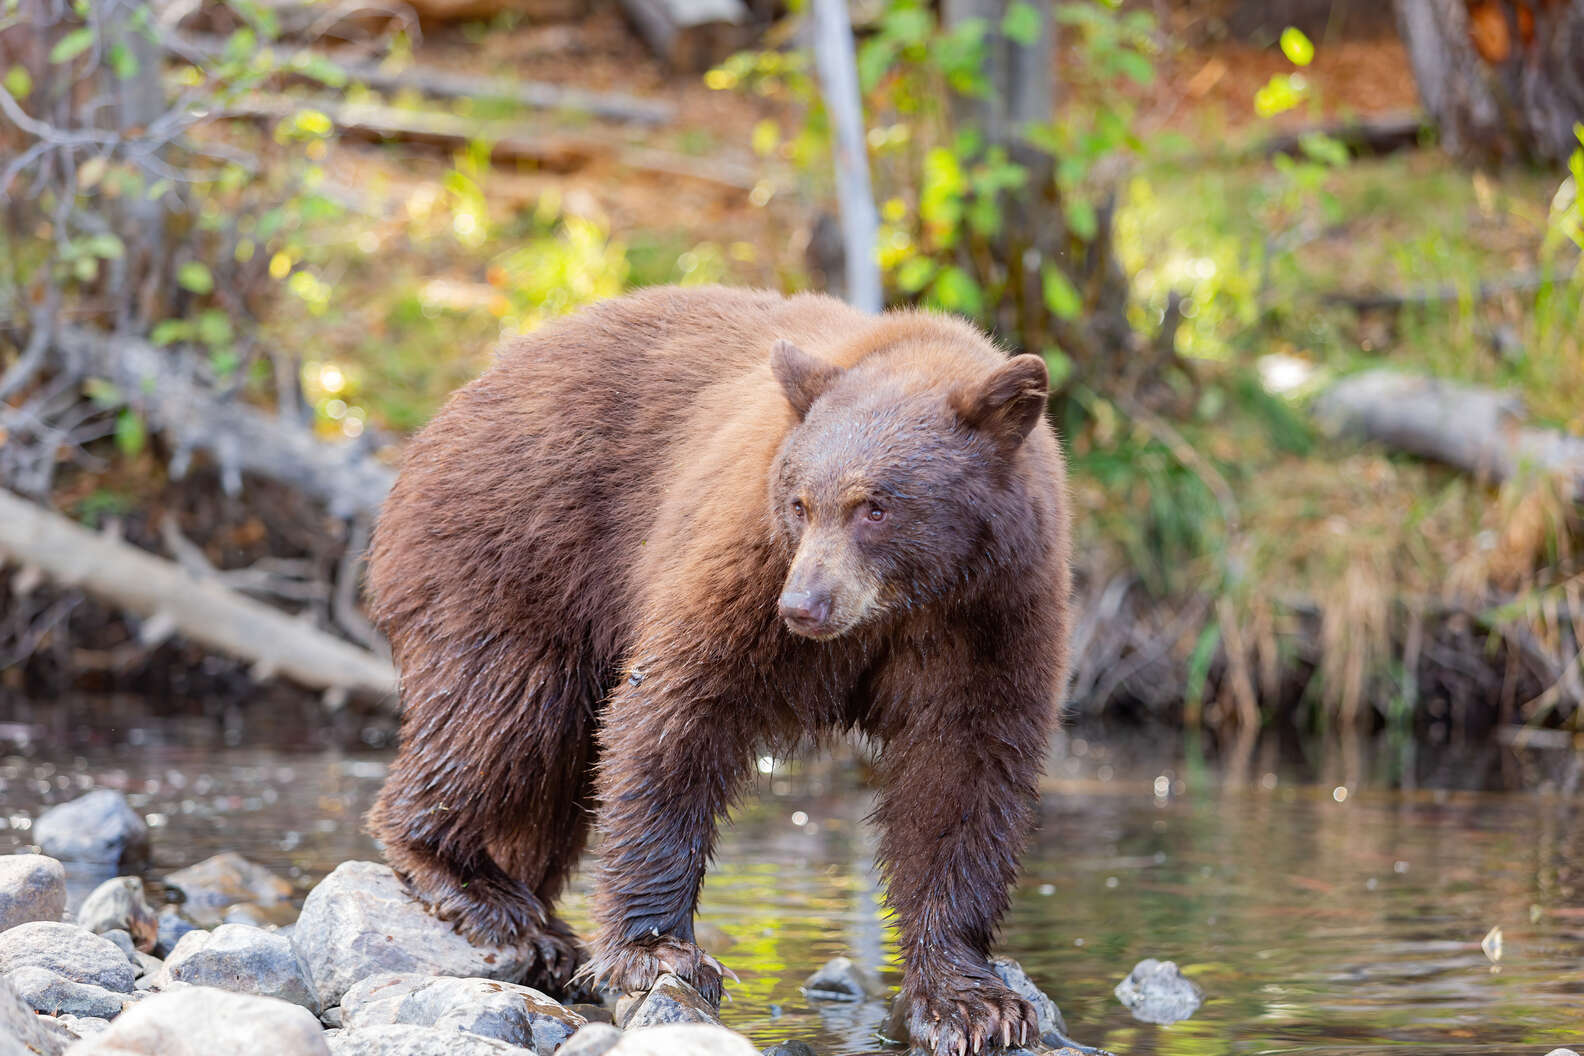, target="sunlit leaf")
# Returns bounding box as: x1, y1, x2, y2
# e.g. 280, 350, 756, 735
49, 27, 94, 64
1042, 265, 1082, 319
177, 261, 213, 295
114, 409, 146, 457
1280, 26, 1315, 67
4, 64, 32, 99
1001, 1, 1041, 46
